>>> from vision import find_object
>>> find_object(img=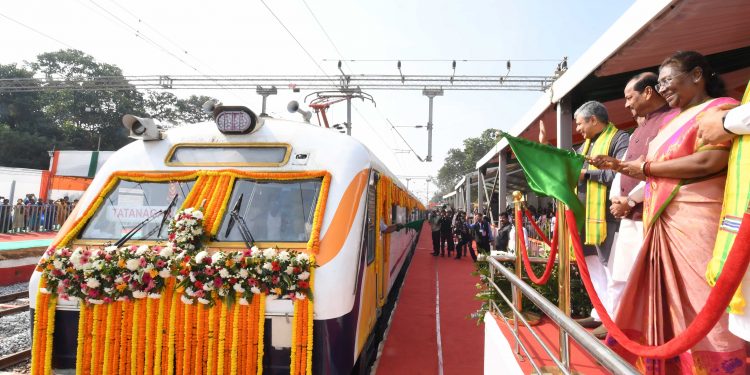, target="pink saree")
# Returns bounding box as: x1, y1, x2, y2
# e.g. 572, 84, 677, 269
608, 97, 746, 374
